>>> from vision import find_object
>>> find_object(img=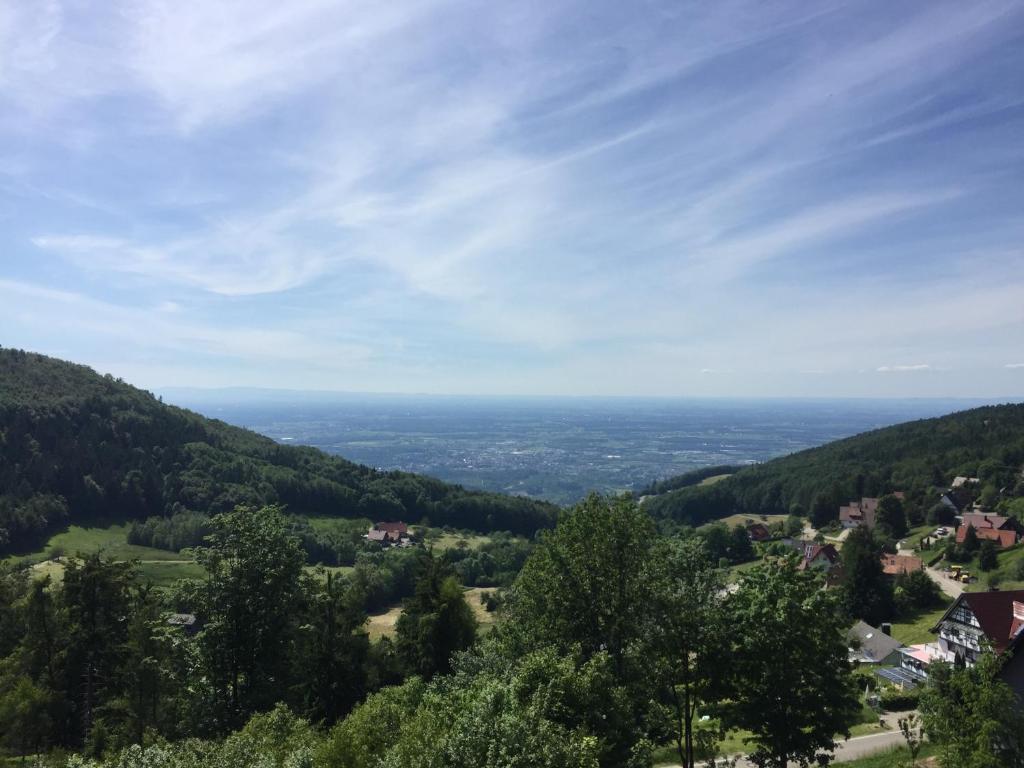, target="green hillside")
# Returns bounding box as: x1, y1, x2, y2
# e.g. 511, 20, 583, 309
644, 402, 1024, 526
0, 348, 557, 555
